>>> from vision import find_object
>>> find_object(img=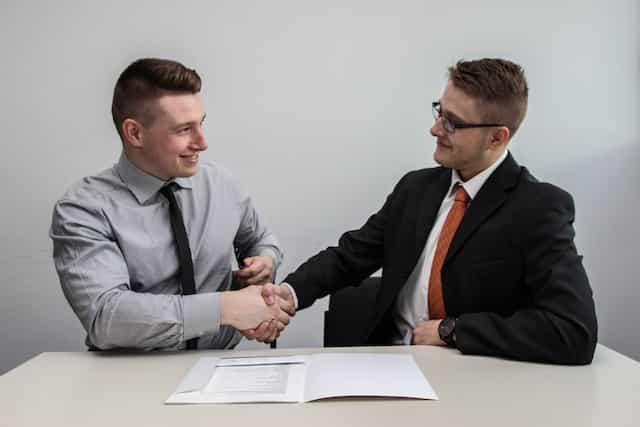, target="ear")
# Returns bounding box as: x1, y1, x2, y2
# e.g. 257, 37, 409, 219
489, 126, 510, 150
121, 118, 145, 149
